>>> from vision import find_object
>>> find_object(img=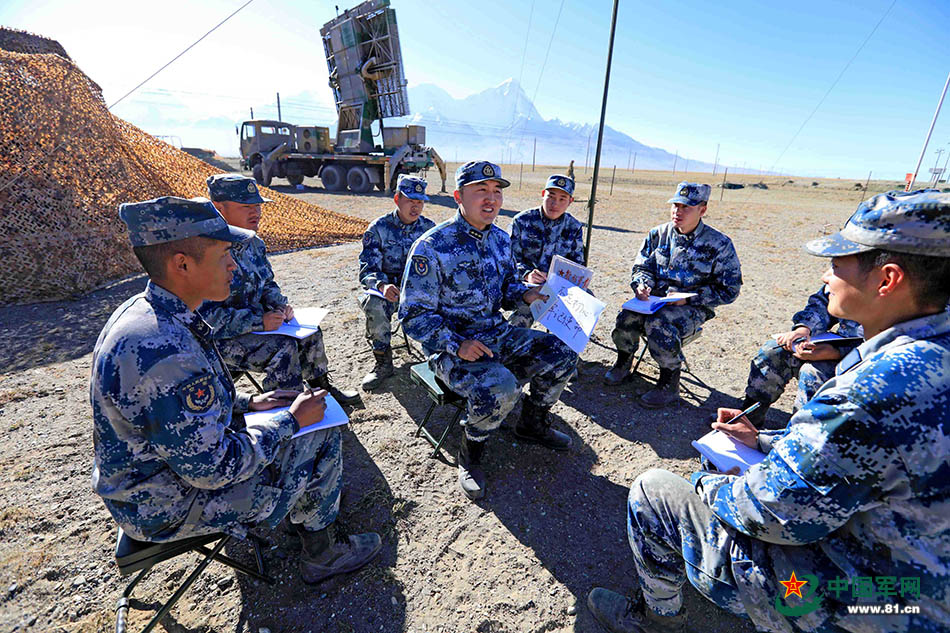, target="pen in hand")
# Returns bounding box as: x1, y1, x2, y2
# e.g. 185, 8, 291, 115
723, 401, 761, 425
